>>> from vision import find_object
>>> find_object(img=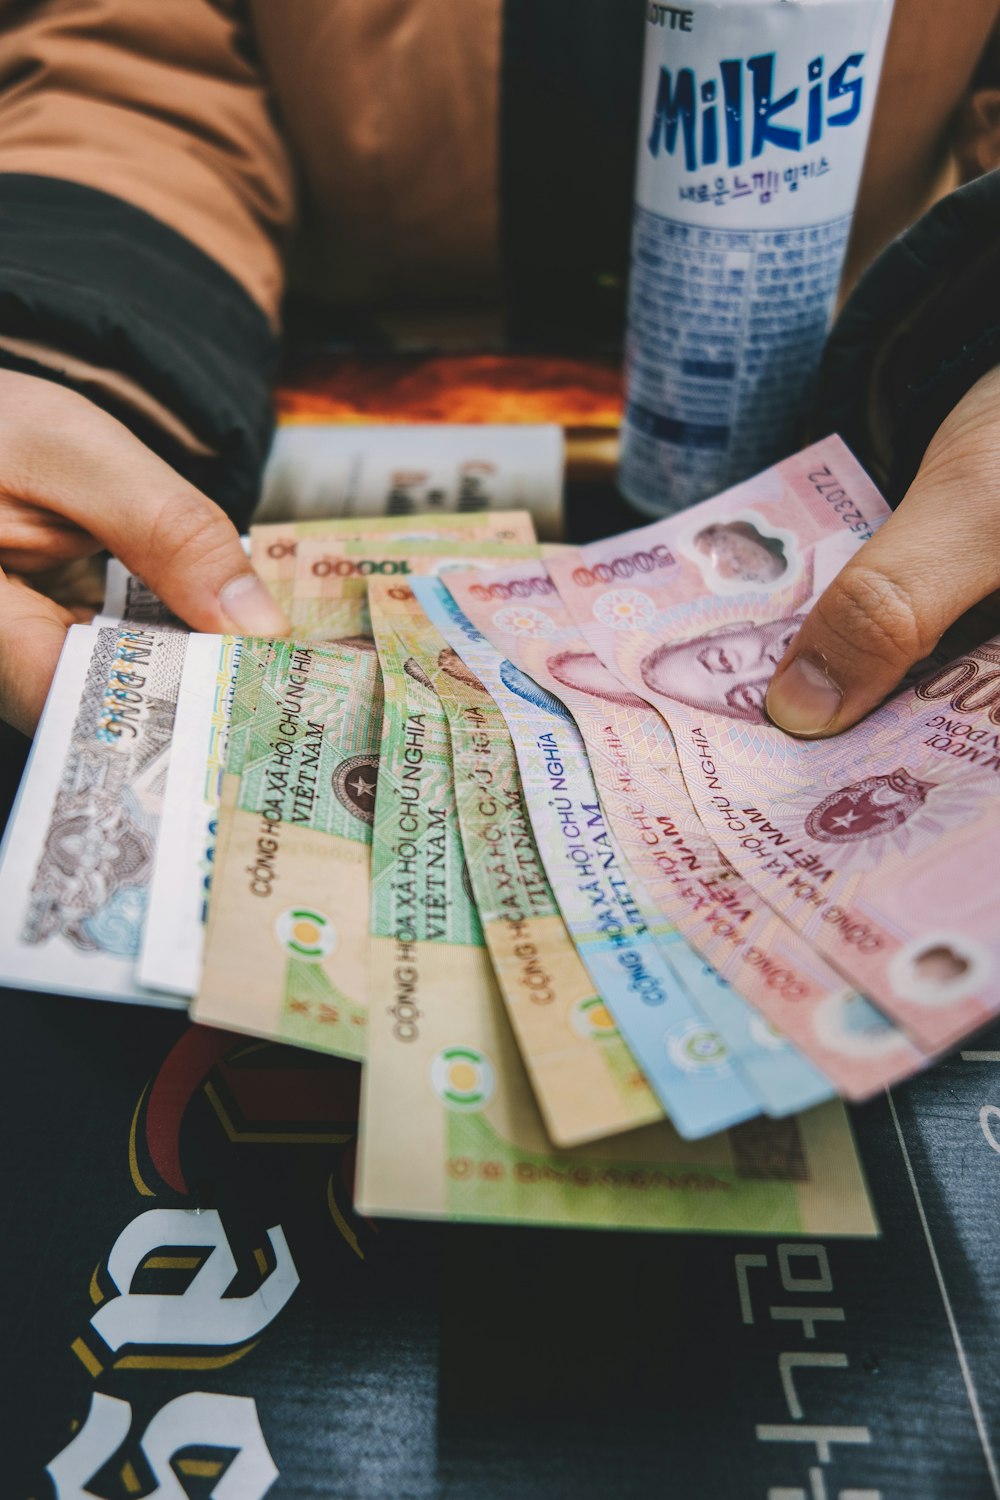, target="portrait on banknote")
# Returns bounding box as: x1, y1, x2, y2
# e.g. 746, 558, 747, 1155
638, 616, 806, 723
